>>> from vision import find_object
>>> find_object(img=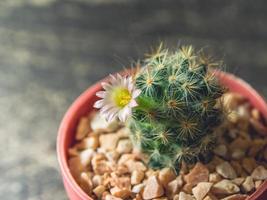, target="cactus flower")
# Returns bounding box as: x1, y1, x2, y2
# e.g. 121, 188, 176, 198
94, 74, 141, 122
